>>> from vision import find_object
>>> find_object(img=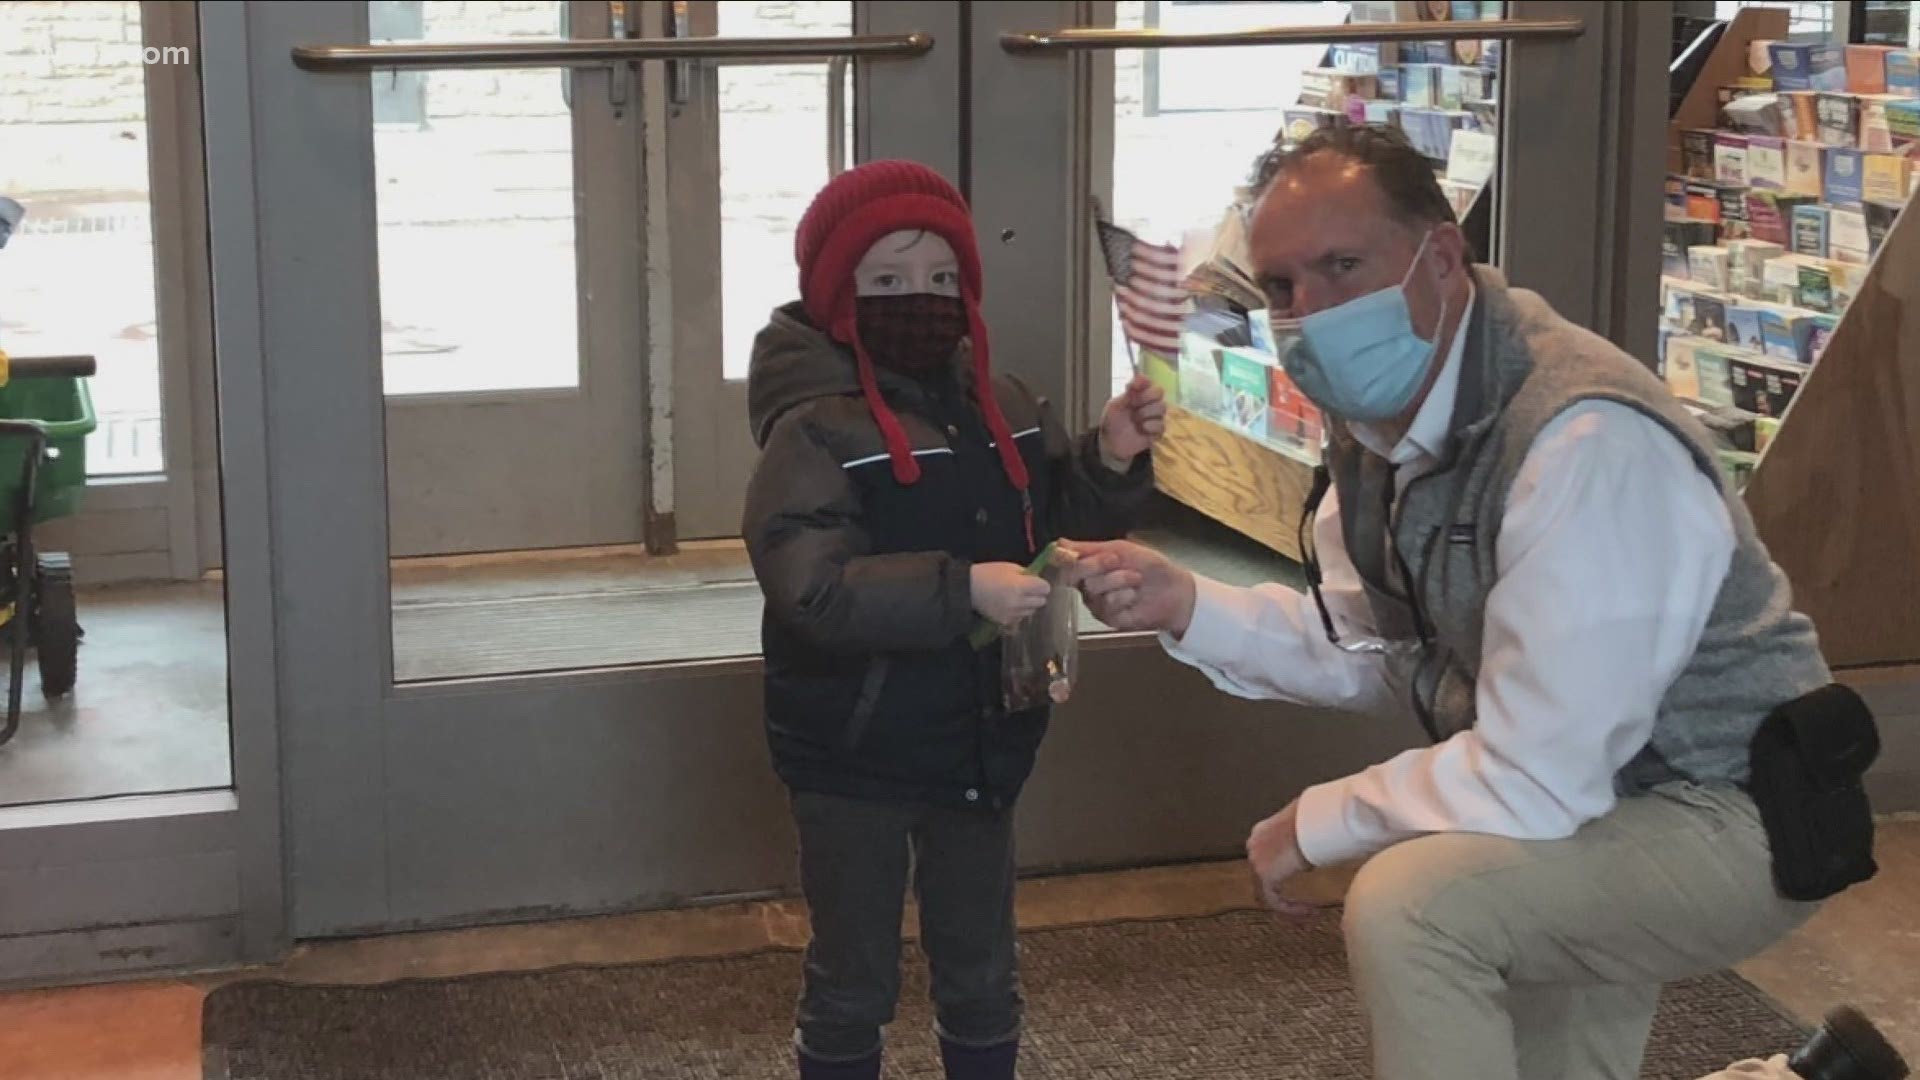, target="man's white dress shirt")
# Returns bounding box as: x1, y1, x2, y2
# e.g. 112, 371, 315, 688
1162, 289, 1739, 868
